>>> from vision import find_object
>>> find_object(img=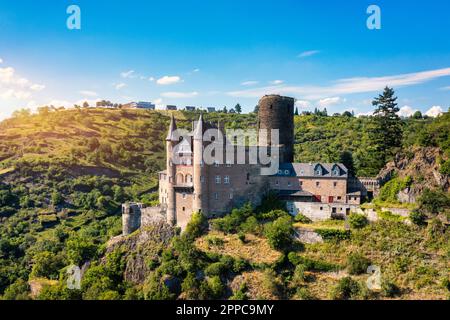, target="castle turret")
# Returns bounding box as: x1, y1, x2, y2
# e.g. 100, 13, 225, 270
122, 203, 142, 235
166, 114, 177, 225
258, 95, 295, 163
193, 114, 208, 215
